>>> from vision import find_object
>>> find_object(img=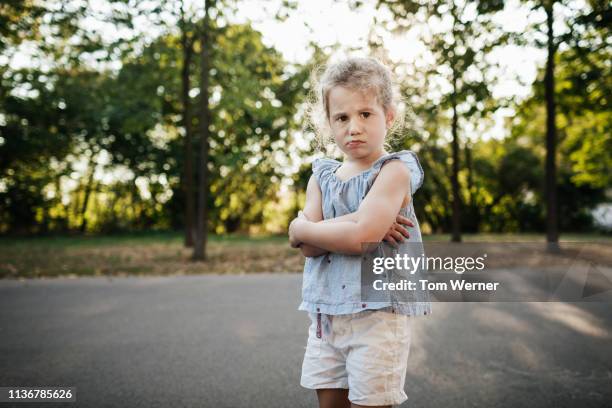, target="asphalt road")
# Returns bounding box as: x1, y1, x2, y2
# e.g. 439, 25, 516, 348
1, 273, 611, 408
